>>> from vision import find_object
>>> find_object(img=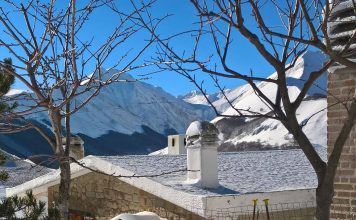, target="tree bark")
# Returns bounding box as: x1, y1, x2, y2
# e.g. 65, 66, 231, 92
58, 158, 71, 220
315, 183, 333, 220
49, 109, 71, 220
283, 113, 333, 219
